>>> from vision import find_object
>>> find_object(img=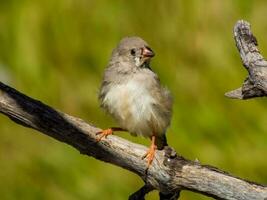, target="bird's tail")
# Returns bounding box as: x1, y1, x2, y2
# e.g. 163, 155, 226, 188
155, 134, 168, 150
